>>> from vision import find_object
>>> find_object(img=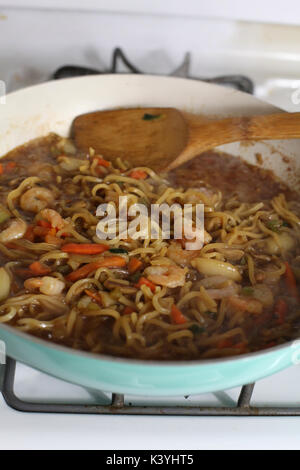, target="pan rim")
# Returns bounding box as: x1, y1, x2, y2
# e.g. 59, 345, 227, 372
0, 74, 295, 369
